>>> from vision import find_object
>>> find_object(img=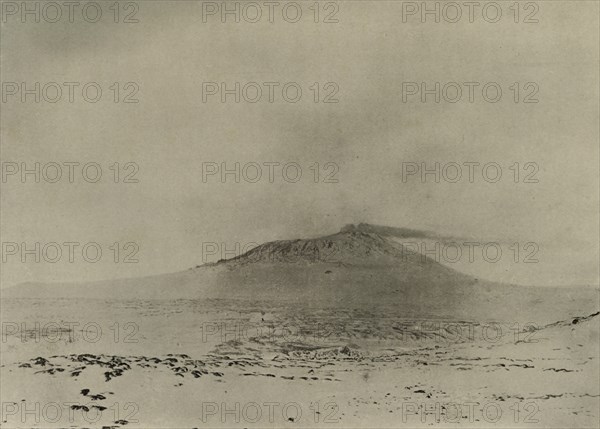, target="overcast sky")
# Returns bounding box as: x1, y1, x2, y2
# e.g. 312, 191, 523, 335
1, 1, 598, 288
